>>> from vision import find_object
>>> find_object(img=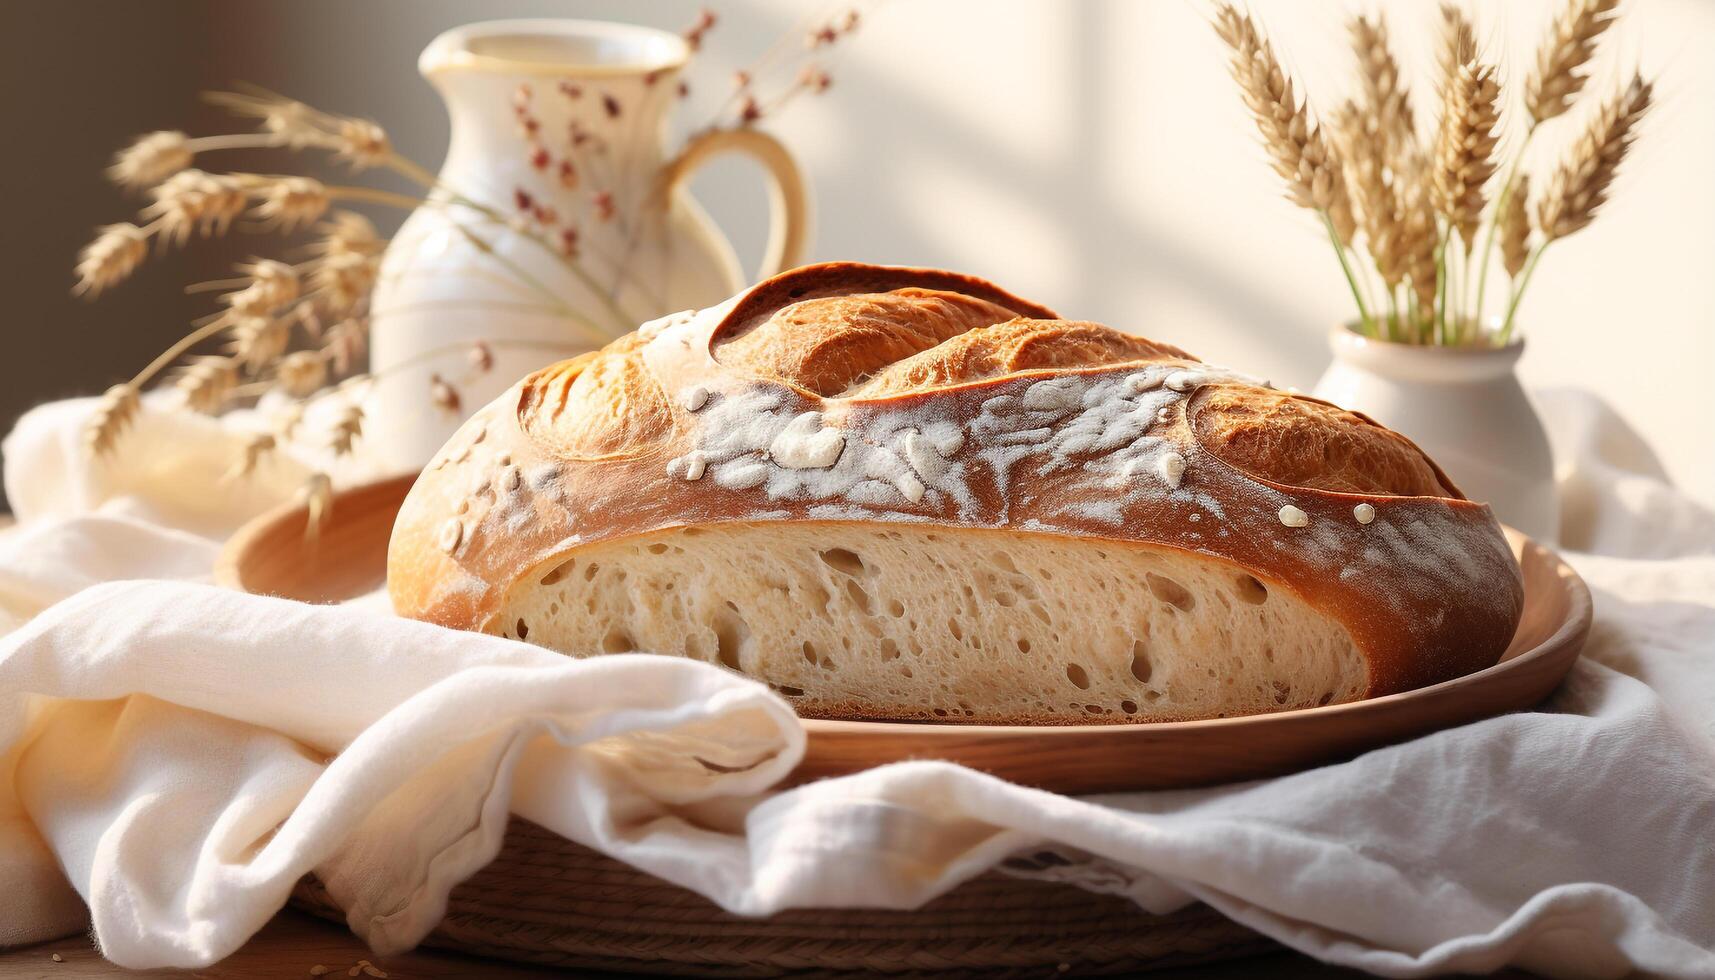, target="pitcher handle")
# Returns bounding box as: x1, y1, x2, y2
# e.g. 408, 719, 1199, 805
664, 128, 810, 281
